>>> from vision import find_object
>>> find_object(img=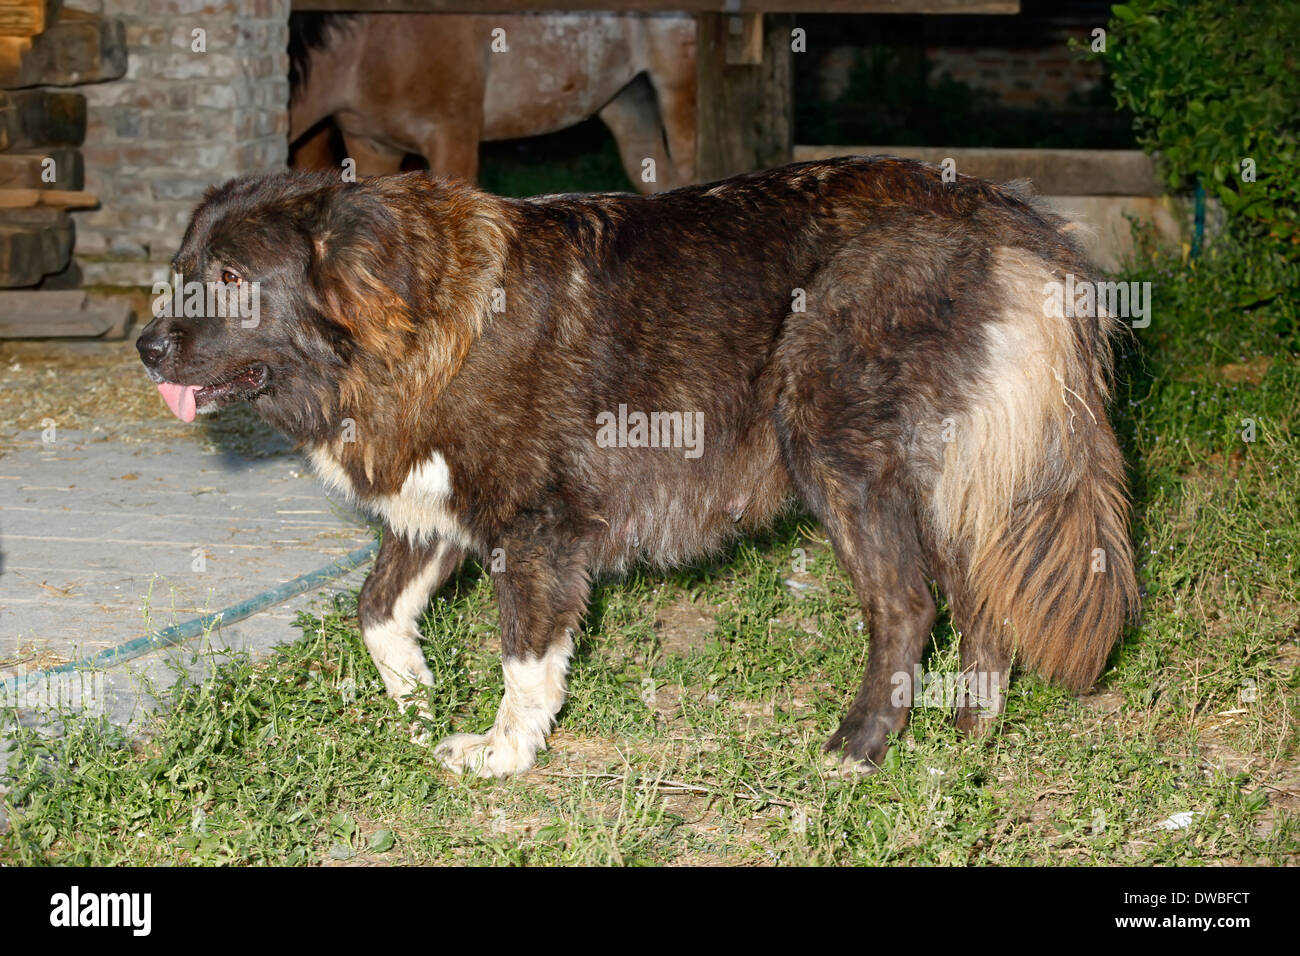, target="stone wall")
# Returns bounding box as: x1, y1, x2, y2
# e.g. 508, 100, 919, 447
65, 0, 289, 288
